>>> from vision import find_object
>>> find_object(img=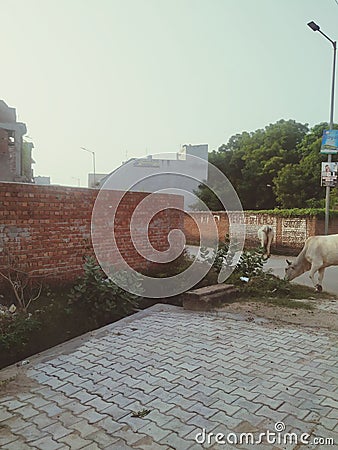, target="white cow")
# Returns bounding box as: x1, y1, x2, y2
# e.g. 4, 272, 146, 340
258, 225, 274, 258
284, 234, 338, 292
